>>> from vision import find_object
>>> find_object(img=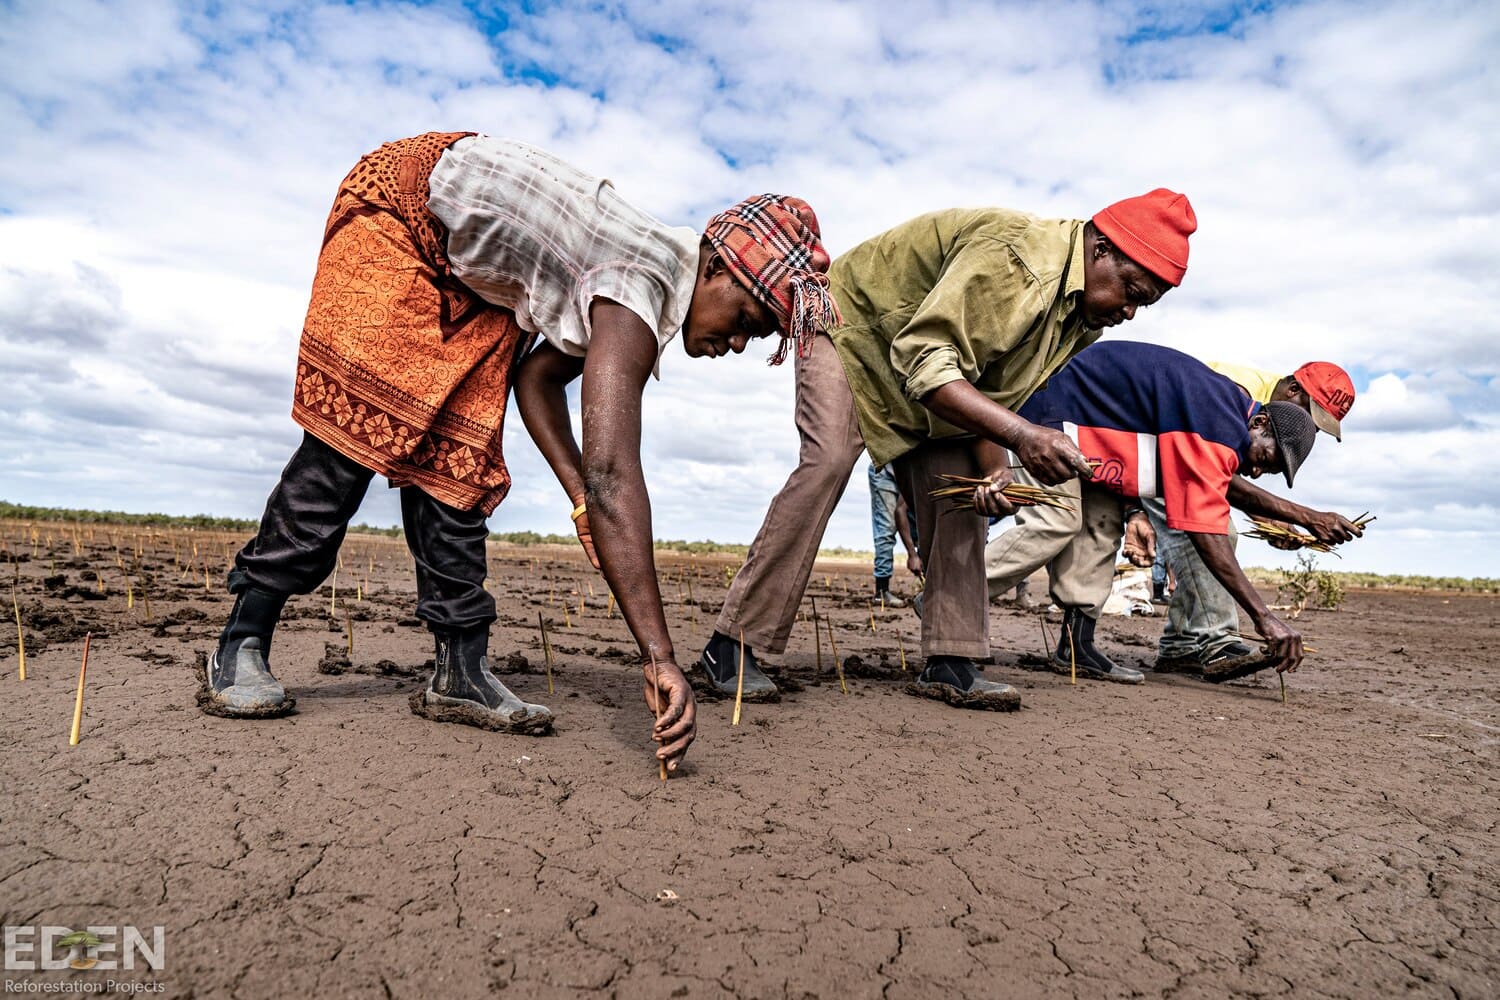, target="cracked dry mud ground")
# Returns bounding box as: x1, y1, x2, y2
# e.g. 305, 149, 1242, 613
2, 528, 1496, 998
